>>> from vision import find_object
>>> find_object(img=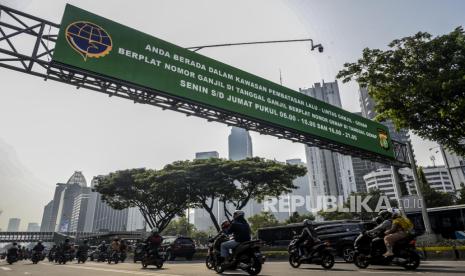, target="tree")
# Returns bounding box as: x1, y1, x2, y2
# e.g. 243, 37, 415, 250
94, 168, 189, 232
457, 183, 465, 204
220, 157, 307, 220
417, 167, 456, 207
337, 27, 465, 155
161, 158, 236, 231
285, 212, 315, 224
248, 211, 281, 236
